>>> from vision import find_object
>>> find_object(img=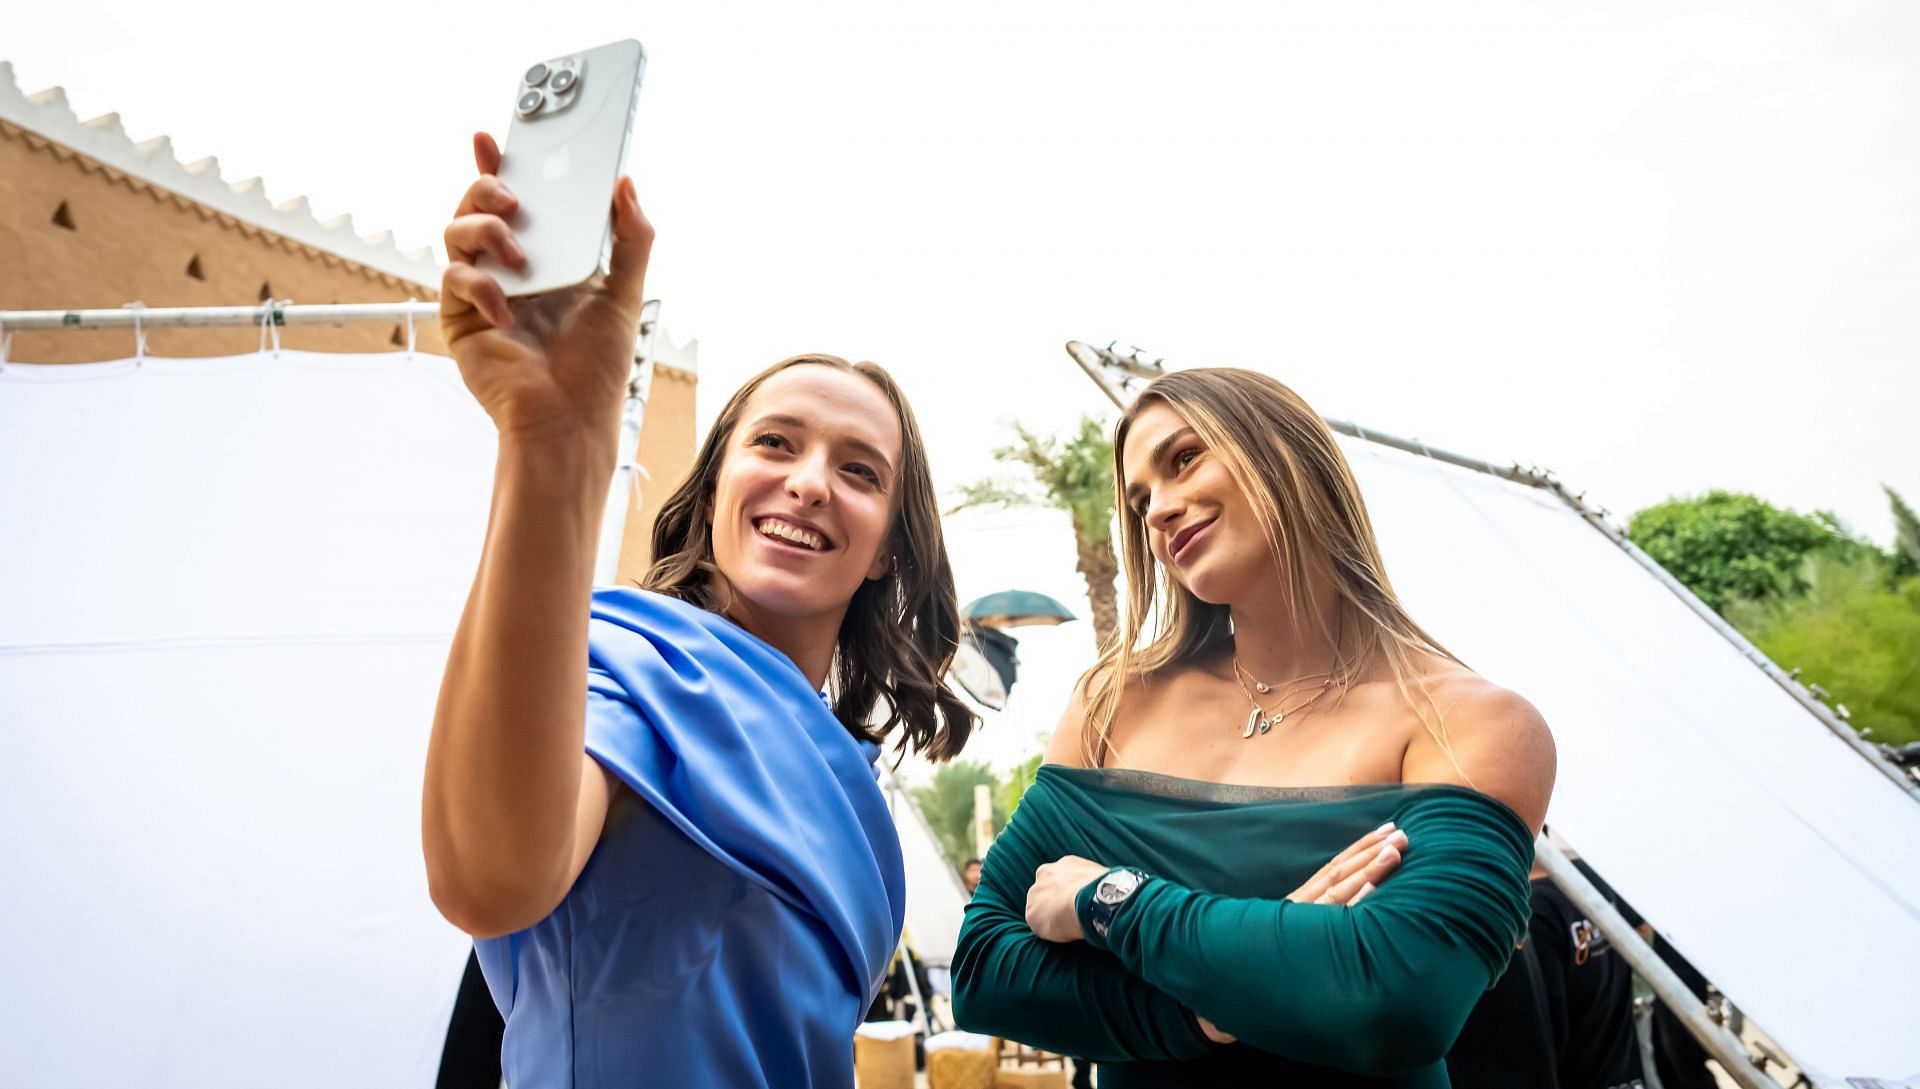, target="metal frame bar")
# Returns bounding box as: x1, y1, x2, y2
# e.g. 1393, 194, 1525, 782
0, 301, 441, 332
595, 298, 662, 585
1537, 476, 1918, 801
1536, 838, 1792, 1089
1061, 339, 1893, 1089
